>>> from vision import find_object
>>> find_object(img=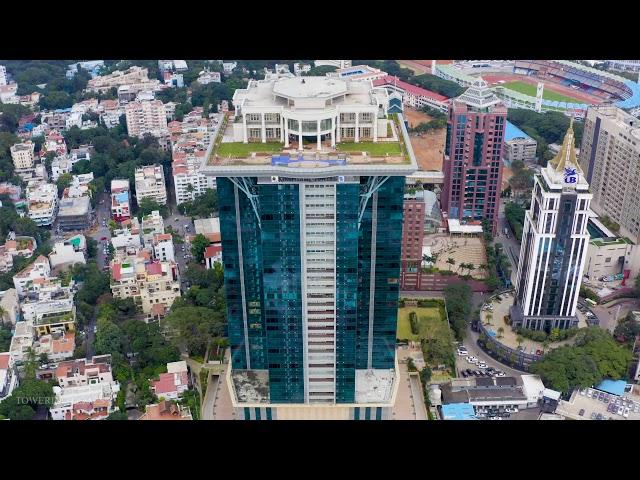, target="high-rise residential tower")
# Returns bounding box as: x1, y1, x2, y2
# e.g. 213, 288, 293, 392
441, 79, 507, 236
511, 123, 592, 332
579, 105, 640, 244
201, 73, 416, 419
